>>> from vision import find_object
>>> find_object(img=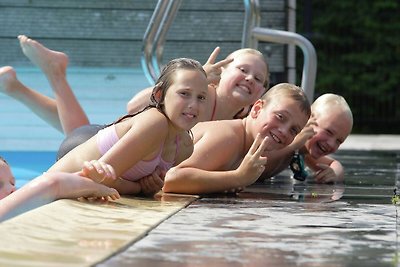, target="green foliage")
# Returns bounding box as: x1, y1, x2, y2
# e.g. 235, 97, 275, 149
296, 0, 400, 133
